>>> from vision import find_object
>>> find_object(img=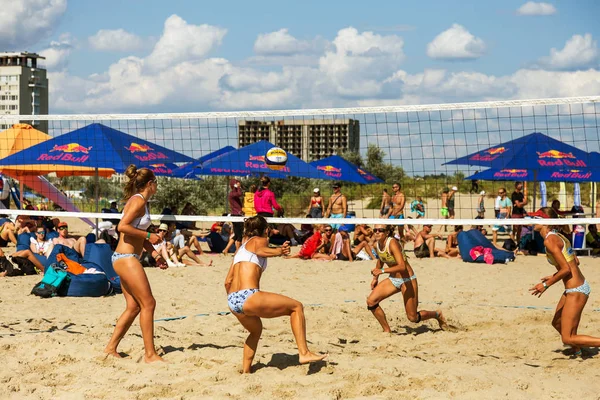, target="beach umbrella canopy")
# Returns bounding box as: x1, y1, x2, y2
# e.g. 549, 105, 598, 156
171, 145, 236, 179
444, 132, 593, 172
147, 163, 179, 176
0, 123, 113, 177
0, 123, 195, 173
465, 167, 599, 182
195, 140, 333, 179
310, 155, 383, 184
